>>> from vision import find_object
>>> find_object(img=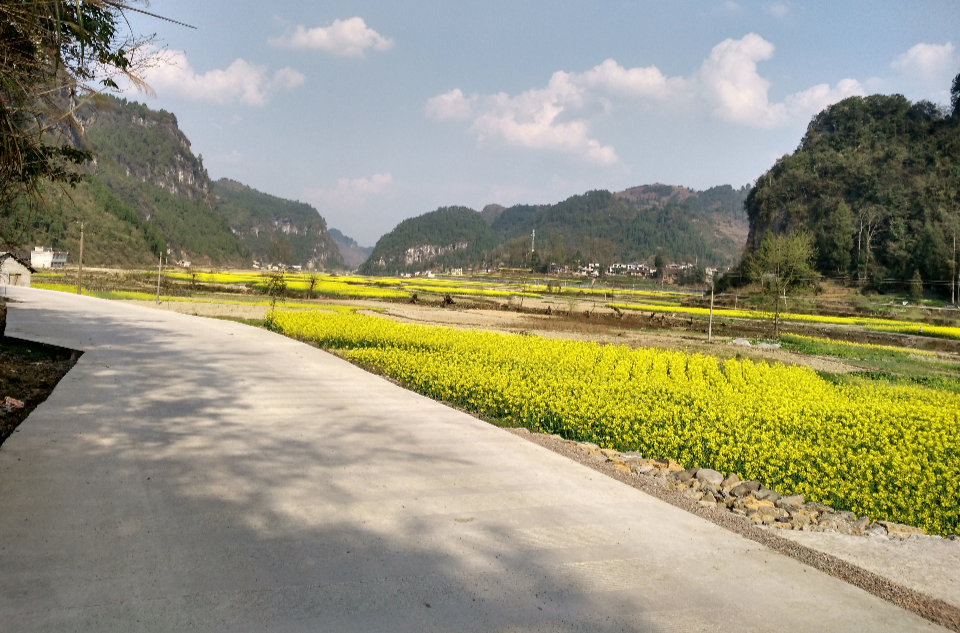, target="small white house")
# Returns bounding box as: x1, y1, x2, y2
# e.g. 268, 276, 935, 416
0, 253, 34, 287
30, 246, 68, 269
